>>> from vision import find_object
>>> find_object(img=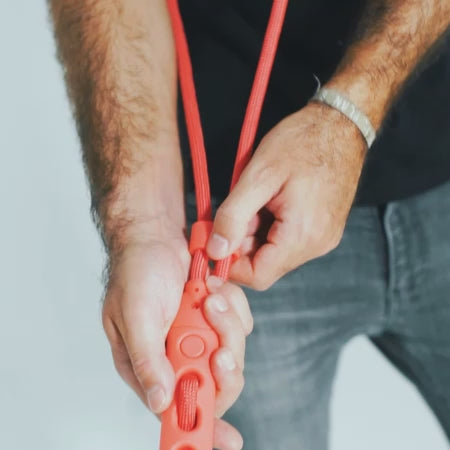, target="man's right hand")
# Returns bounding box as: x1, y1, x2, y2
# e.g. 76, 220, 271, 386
101, 222, 252, 450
